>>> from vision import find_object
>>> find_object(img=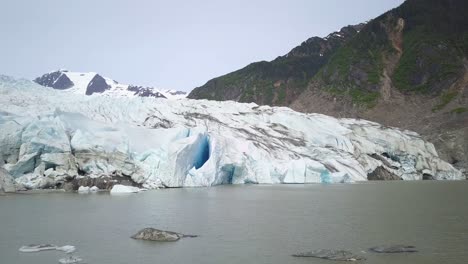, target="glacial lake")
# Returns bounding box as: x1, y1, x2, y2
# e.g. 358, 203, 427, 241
1, 181, 467, 264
